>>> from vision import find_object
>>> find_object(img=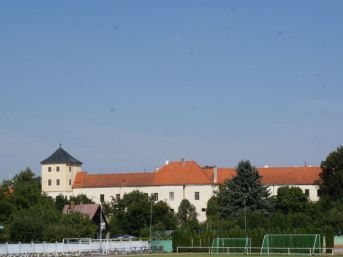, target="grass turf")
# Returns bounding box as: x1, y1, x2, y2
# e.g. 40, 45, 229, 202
107, 255, 343, 257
